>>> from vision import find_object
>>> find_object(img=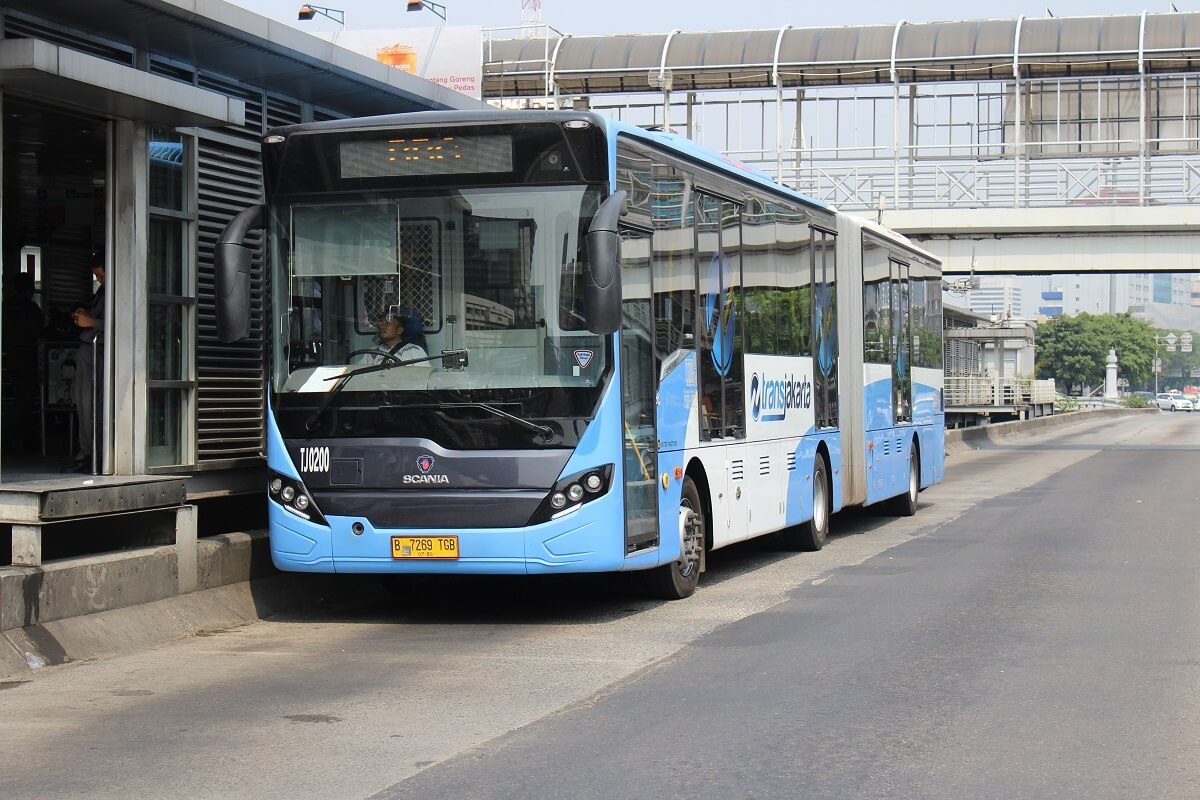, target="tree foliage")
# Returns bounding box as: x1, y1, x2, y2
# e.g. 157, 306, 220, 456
1035, 313, 1157, 393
